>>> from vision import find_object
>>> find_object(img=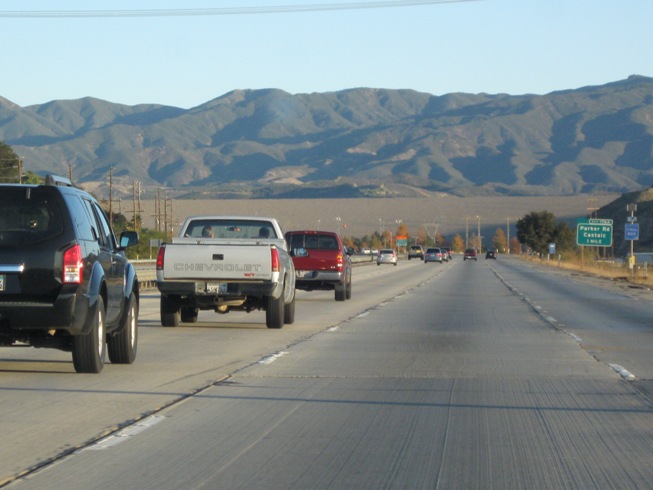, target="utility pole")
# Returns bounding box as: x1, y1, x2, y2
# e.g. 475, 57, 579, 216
506, 217, 510, 254
129, 180, 143, 231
